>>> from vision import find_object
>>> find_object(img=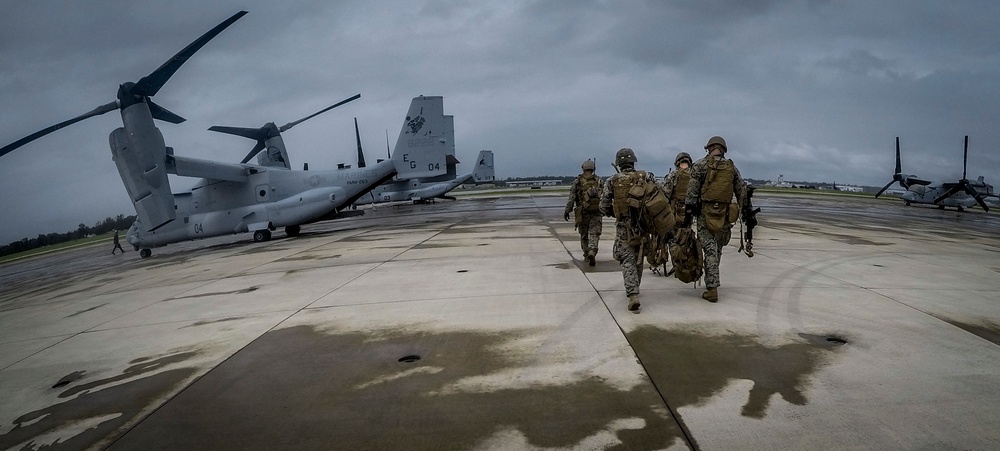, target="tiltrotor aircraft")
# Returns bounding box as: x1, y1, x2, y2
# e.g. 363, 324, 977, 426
0, 11, 449, 257
347, 114, 495, 206
874, 136, 992, 212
